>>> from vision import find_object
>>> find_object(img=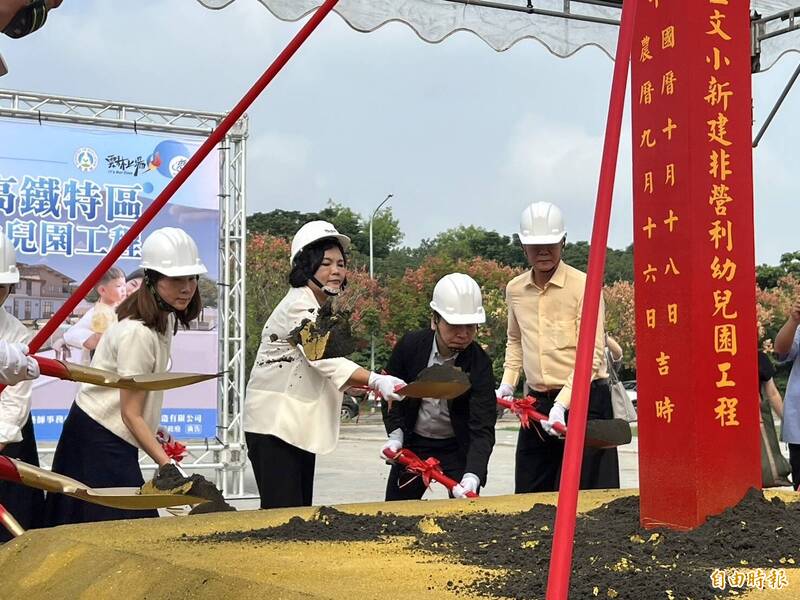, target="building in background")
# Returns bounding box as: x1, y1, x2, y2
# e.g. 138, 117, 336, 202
2, 262, 75, 322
